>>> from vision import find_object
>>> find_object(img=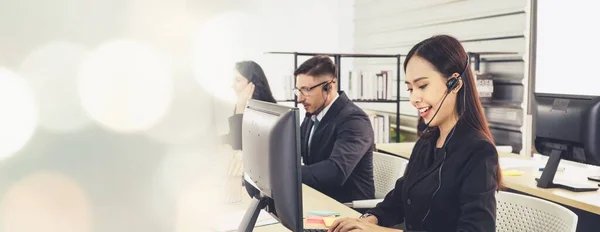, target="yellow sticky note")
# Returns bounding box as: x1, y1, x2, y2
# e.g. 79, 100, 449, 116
502, 170, 524, 176
323, 217, 337, 227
